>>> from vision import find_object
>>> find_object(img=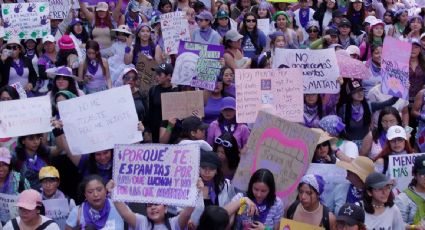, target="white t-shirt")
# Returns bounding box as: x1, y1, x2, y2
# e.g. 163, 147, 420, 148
3, 215, 60, 230
365, 206, 405, 230
131, 214, 180, 230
